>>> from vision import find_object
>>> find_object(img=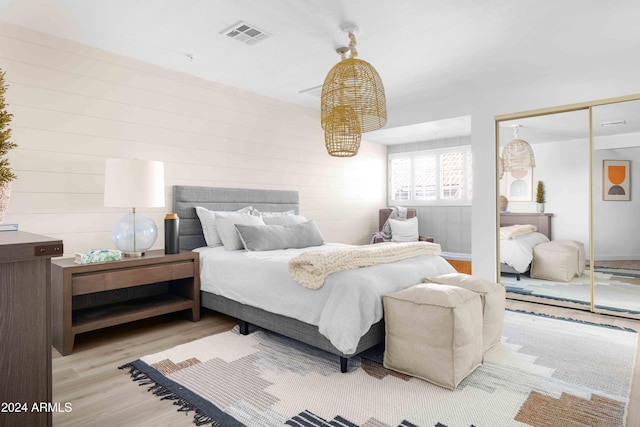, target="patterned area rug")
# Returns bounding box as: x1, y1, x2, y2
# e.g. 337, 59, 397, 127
594, 266, 640, 280
503, 272, 640, 315
120, 310, 637, 427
